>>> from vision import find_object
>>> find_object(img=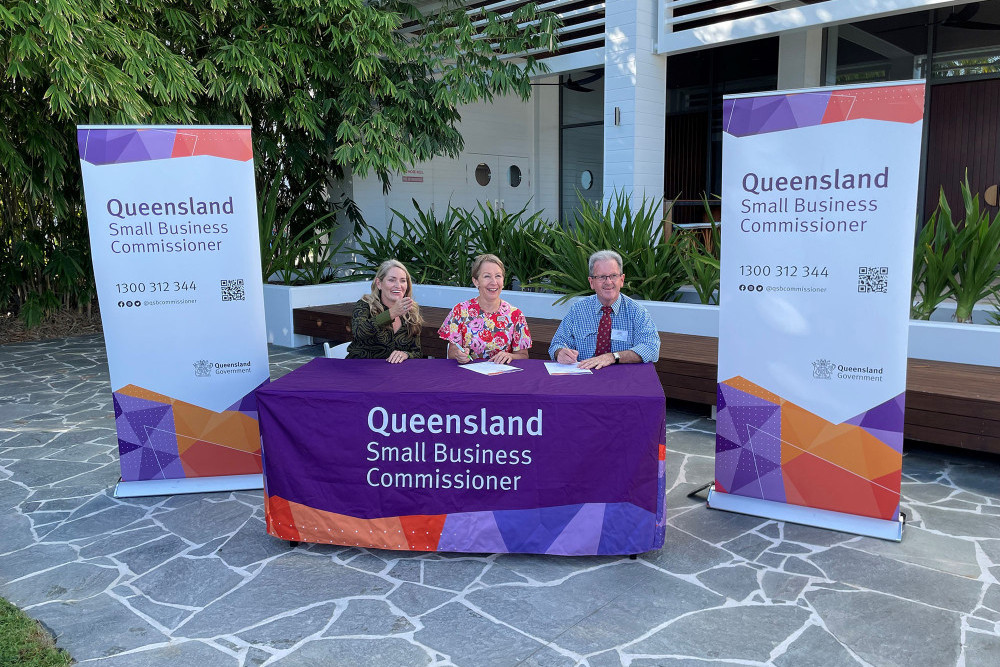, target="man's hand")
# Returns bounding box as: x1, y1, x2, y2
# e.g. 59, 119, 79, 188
386, 350, 409, 364
578, 353, 616, 370
556, 347, 579, 365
